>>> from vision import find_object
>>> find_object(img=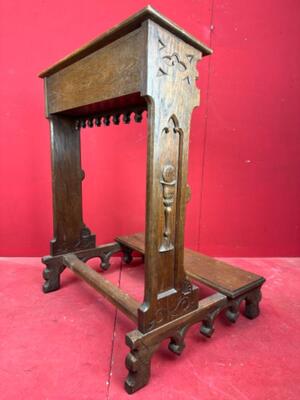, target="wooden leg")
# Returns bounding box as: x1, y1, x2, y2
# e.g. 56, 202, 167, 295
42, 243, 121, 293
244, 287, 262, 319
42, 256, 65, 293
98, 249, 118, 270
225, 300, 241, 323
125, 339, 160, 394
200, 306, 223, 338
121, 246, 133, 265
225, 286, 263, 322
168, 325, 188, 355
125, 294, 226, 393
49, 115, 95, 257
